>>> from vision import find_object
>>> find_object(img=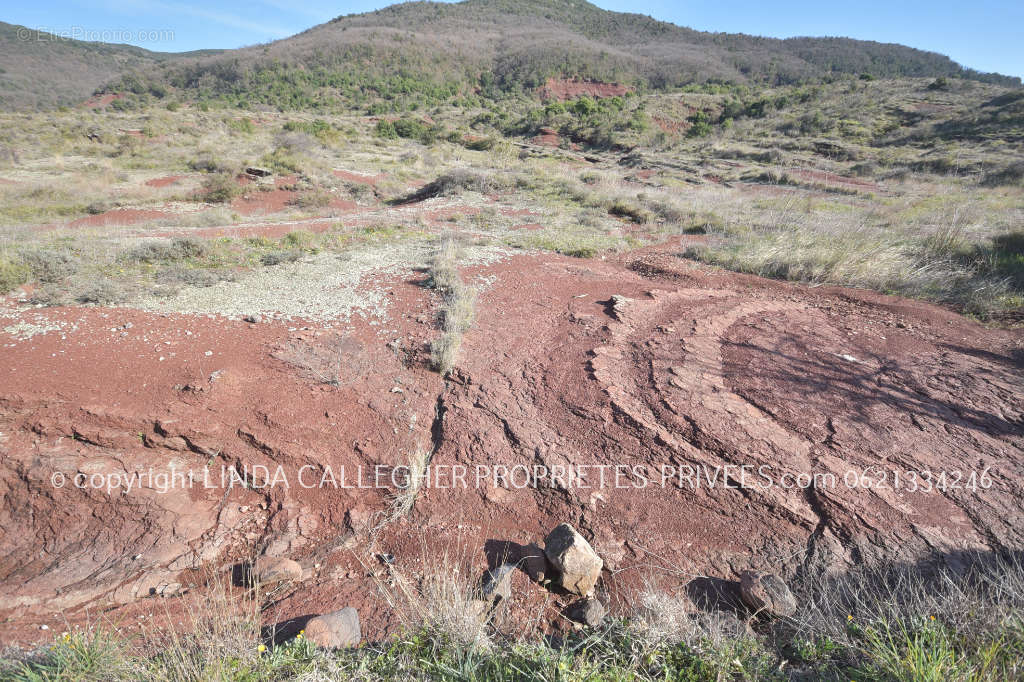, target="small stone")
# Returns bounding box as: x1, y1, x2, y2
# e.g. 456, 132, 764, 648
304, 607, 360, 649
154, 582, 183, 597
739, 571, 797, 618
565, 597, 606, 627
482, 563, 517, 602
608, 295, 633, 321
544, 523, 603, 596
255, 556, 303, 586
